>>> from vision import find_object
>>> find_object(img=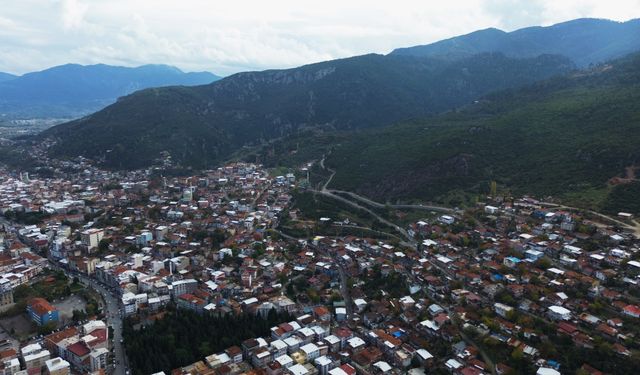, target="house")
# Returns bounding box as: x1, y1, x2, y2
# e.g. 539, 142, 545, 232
300, 343, 320, 361
314, 355, 337, 375
415, 348, 434, 365
328, 364, 356, 375
548, 305, 571, 321
225, 346, 243, 363
335, 308, 347, 322
313, 306, 331, 322
439, 215, 455, 225
537, 368, 561, 375
622, 305, 640, 318
494, 303, 513, 318
485, 206, 499, 214
176, 293, 206, 313
503, 257, 521, 268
